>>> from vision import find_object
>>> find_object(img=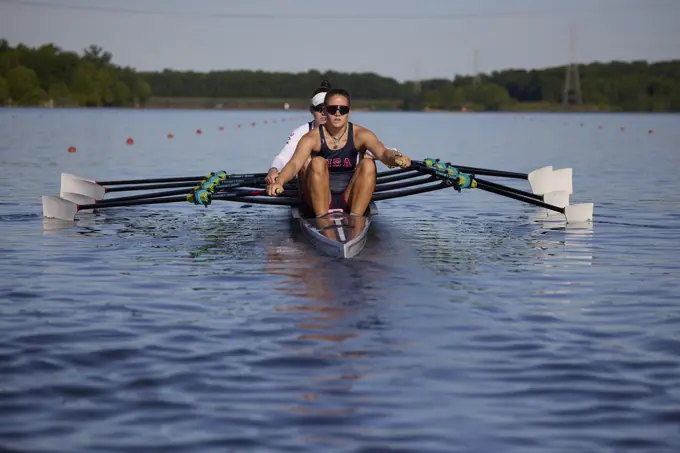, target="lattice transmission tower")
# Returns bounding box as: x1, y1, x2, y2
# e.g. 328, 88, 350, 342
563, 24, 583, 105
473, 50, 481, 86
